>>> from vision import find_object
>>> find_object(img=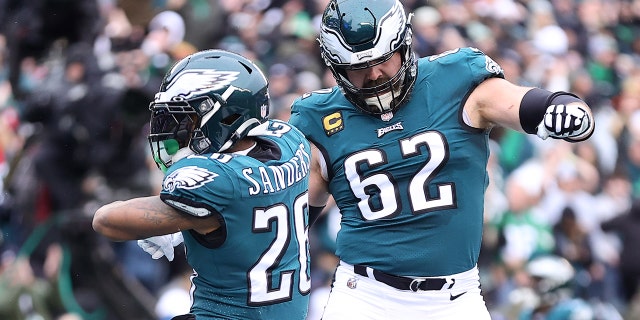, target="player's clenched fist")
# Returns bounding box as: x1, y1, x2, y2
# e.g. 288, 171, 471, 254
536, 103, 594, 142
